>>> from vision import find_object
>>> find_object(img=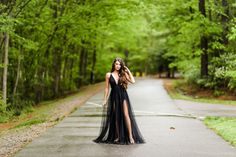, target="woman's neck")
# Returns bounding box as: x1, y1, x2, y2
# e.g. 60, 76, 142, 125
113, 70, 119, 74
